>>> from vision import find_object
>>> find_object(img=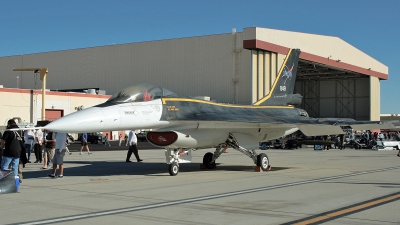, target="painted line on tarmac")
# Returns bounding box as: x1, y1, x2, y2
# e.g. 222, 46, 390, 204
14, 166, 400, 225
284, 191, 400, 225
